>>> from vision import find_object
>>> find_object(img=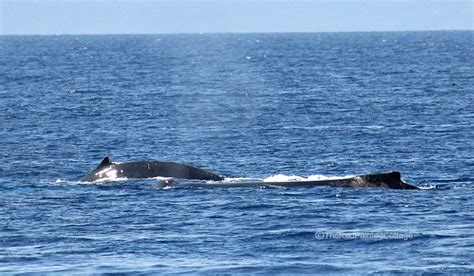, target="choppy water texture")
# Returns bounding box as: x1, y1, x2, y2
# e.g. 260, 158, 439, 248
1, 31, 473, 274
